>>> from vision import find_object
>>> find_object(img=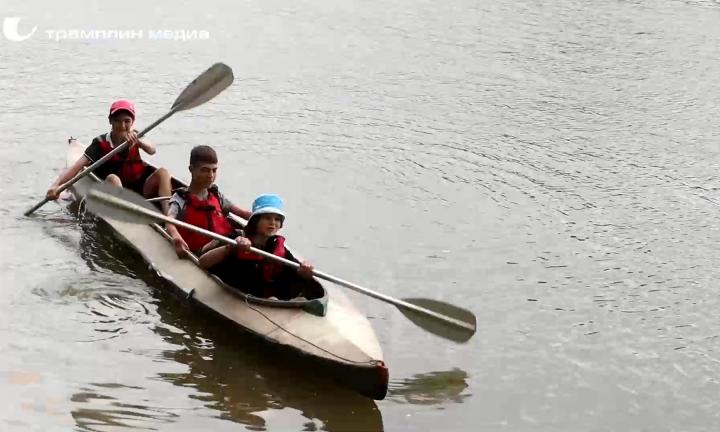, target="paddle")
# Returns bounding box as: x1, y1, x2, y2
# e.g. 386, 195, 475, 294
84, 183, 477, 343
24, 62, 234, 217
